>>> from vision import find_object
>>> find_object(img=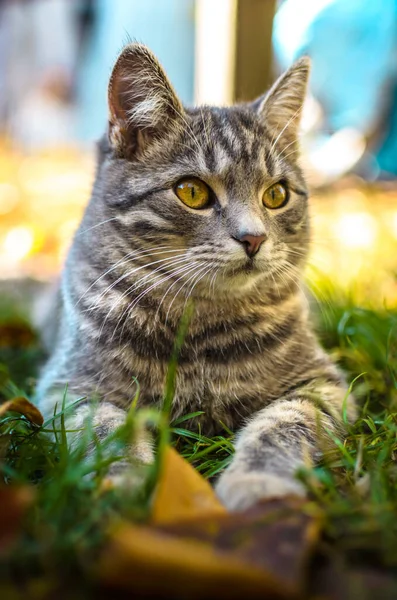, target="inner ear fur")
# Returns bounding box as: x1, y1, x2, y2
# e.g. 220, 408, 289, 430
108, 43, 185, 157
256, 57, 311, 153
